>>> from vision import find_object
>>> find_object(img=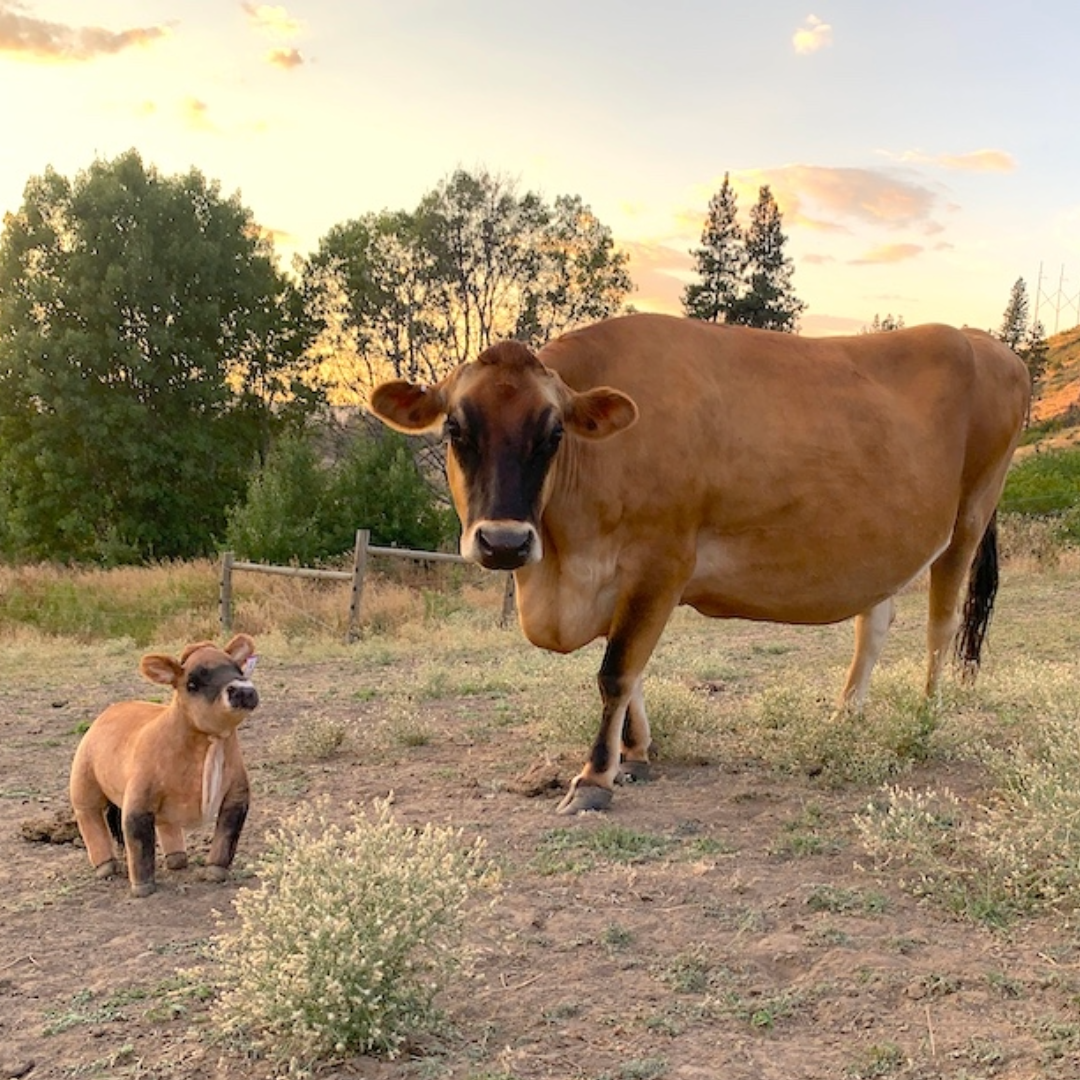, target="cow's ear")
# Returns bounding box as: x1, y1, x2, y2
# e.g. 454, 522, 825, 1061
140, 654, 183, 687
224, 634, 256, 666
370, 380, 448, 433
564, 386, 639, 440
